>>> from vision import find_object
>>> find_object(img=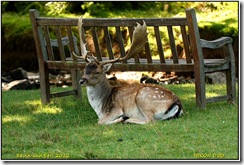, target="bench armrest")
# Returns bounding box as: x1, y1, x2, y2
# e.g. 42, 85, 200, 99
200, 37, 232, 49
